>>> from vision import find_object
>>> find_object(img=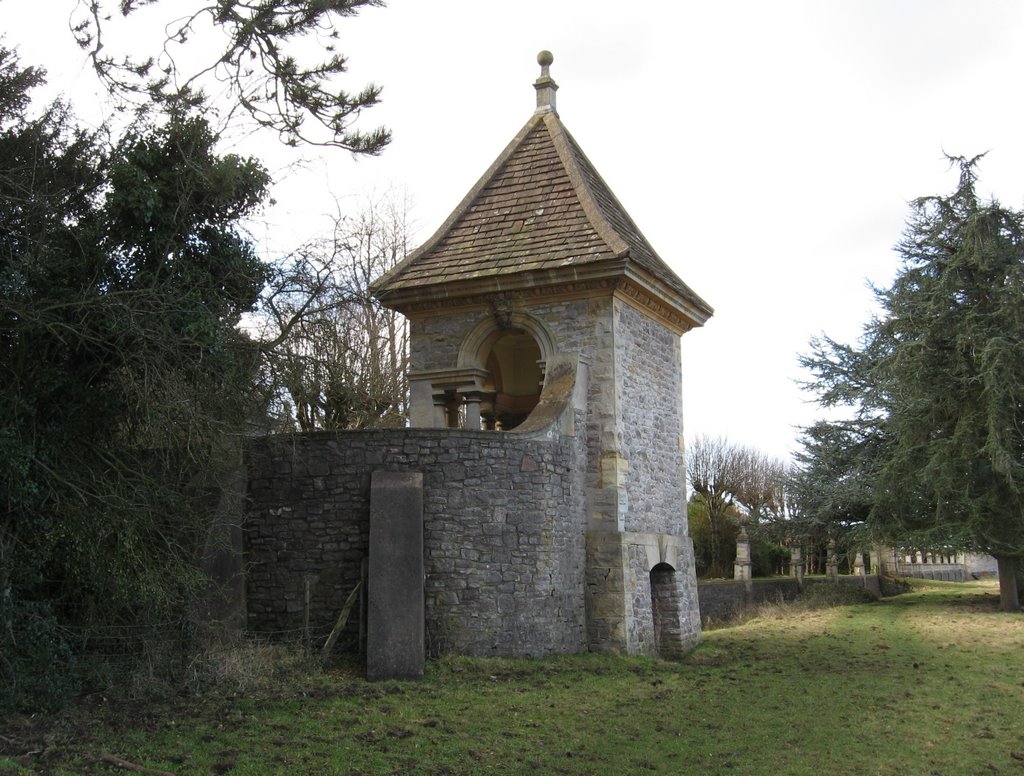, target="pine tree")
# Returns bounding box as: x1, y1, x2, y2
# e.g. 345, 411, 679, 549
800, 157, 1024, 611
